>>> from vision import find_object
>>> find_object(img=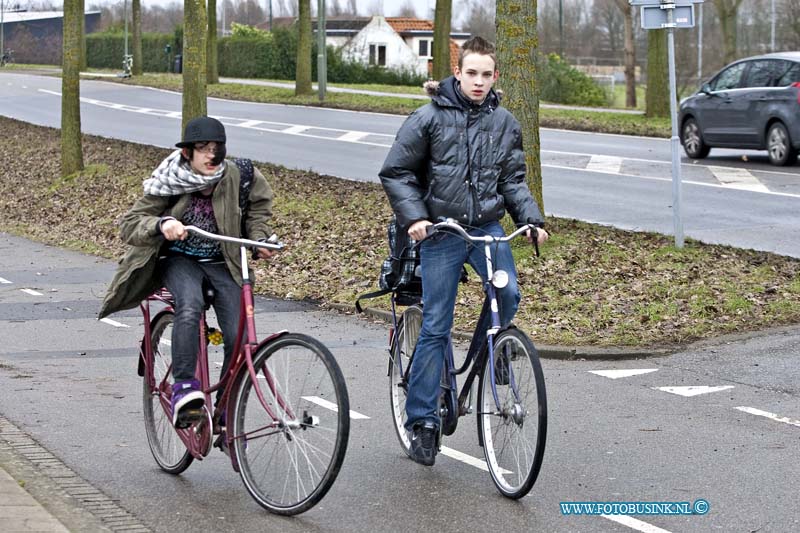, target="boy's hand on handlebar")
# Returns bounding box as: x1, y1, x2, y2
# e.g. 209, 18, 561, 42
255, 248, 277, 260
526, 227, 549, 245
408, 220, 433, 241
161, 219, 188, 241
